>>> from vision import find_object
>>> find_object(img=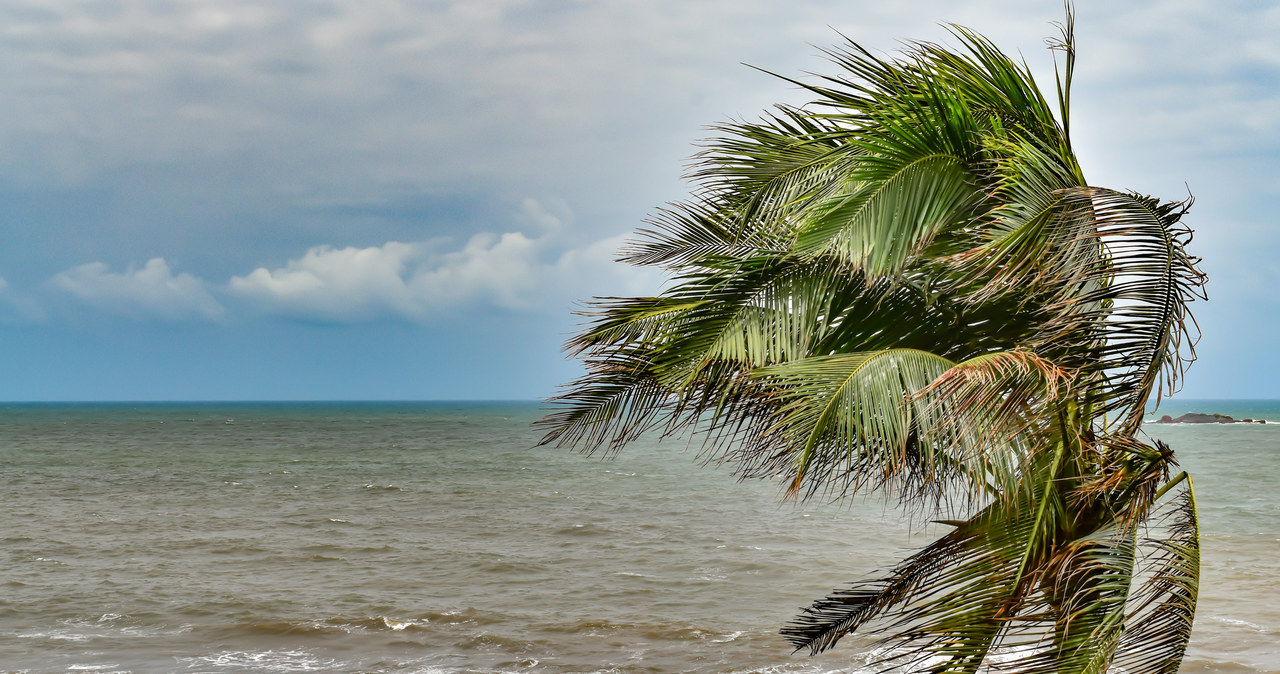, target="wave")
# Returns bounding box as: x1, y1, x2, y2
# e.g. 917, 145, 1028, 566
553, 523, 608, 536
189, 609, 507, 641
1210, 616, 1272, 634
215, 617, 426, 637
528, 617, 752, 644
176, 649, 338, 672
14, 614, 191, 643
347, 616, 430, 632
